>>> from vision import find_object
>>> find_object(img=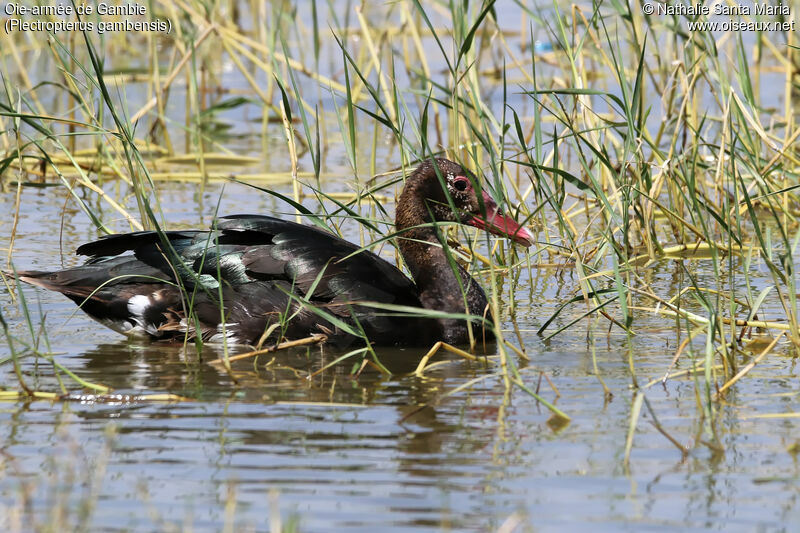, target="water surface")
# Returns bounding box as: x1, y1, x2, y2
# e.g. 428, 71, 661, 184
2, 1, 799, 531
